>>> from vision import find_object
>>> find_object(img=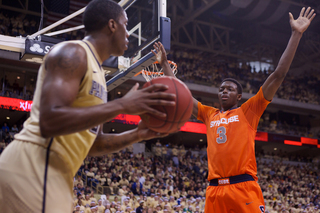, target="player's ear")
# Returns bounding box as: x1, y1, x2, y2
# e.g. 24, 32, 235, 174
108, 19, 117, 33
237, 94, 242, 101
